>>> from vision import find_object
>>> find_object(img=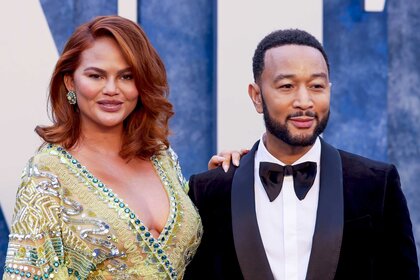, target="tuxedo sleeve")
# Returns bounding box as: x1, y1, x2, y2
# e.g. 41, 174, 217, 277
188, 174, 199, 206
185, 167, 241, 280
188, 171, 208, 209
383, 164, 419, 279
188, 165, 236, 209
